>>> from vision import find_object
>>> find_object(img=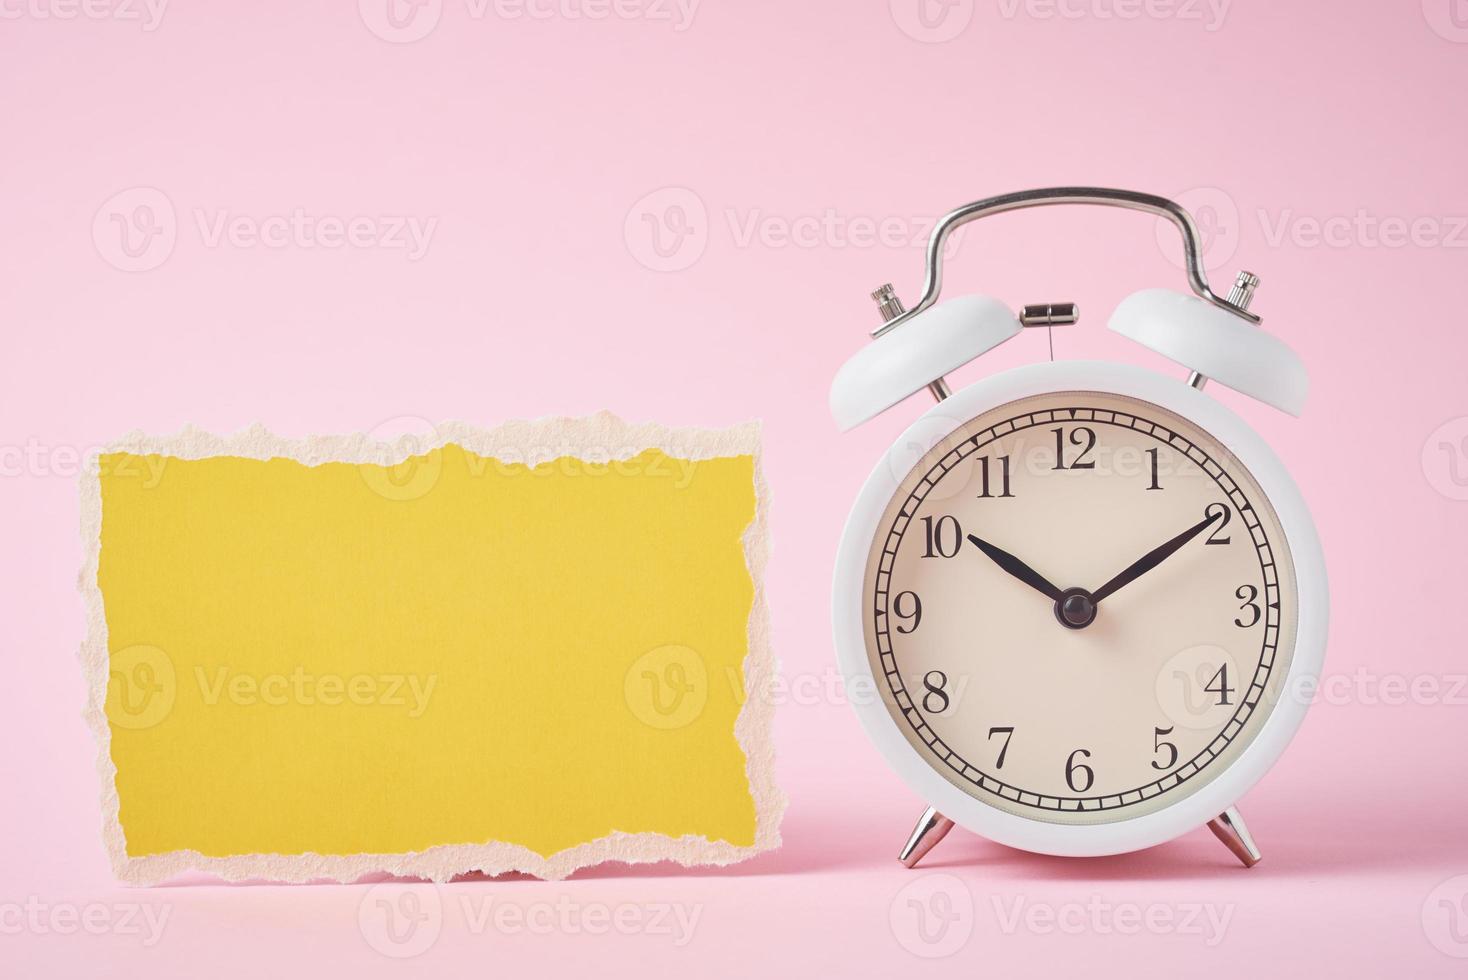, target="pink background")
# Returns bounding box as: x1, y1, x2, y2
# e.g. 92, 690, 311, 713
4, 0, 1468, 975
